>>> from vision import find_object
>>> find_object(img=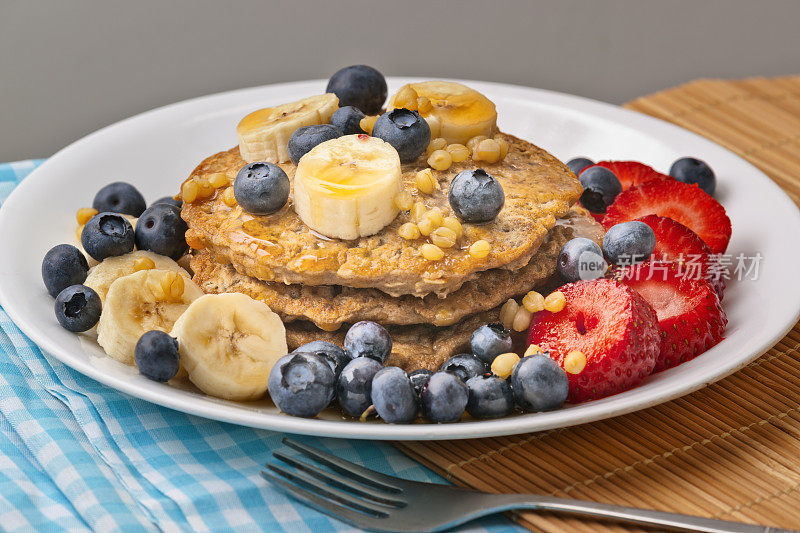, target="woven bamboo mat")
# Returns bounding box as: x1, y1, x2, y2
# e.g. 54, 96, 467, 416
395, 75, 800, 532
